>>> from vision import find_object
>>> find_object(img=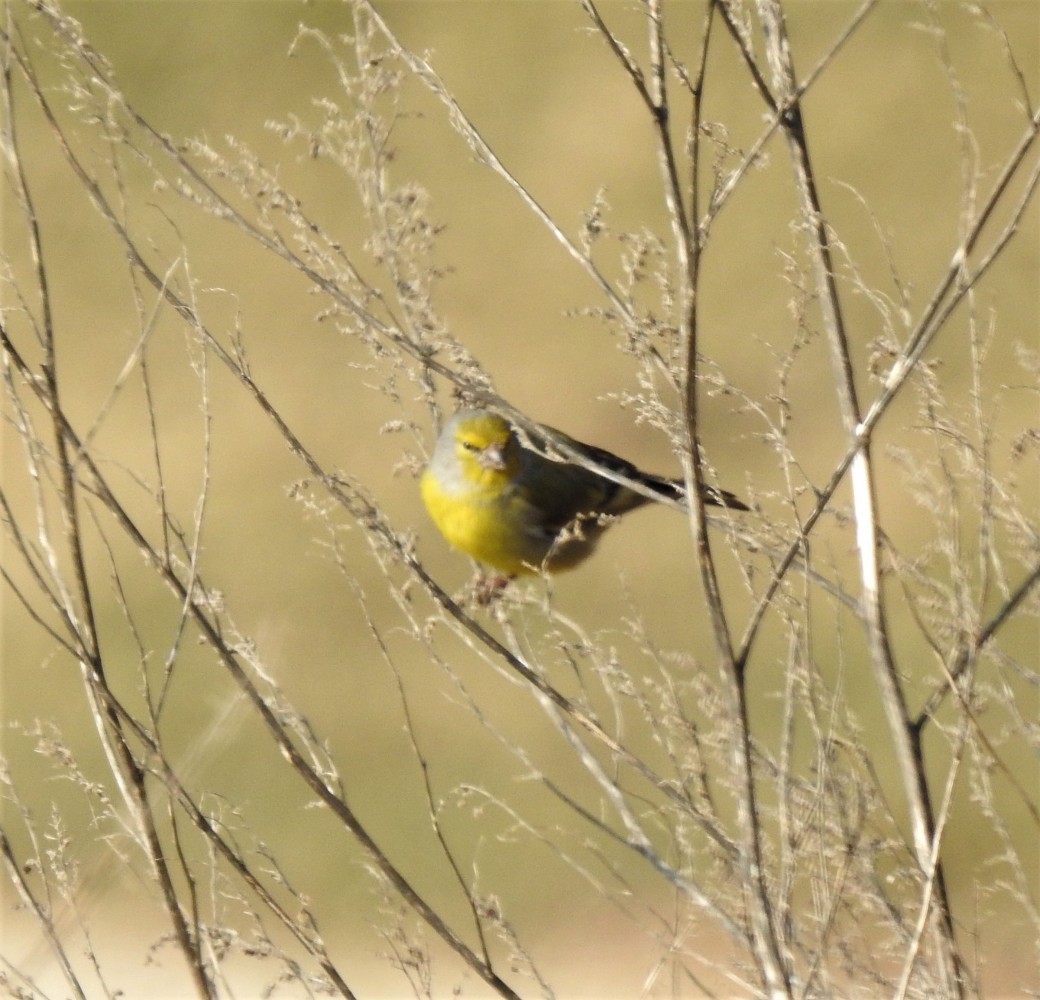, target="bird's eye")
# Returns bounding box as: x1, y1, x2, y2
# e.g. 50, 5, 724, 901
460, 439, 480, 452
